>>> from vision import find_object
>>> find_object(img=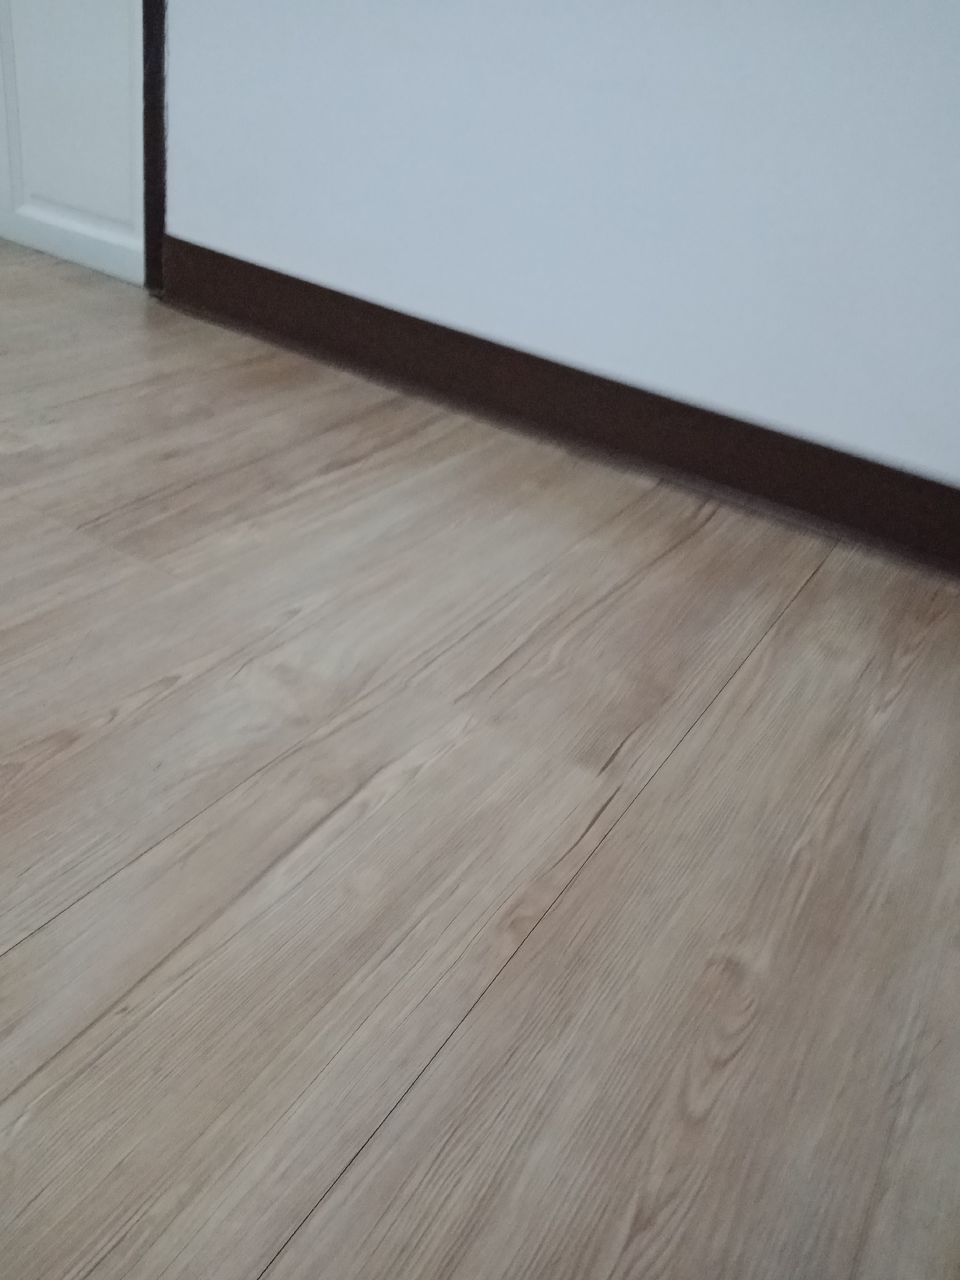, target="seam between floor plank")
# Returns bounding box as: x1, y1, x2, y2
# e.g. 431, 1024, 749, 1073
72, 392, 411, 539
252, 542, 836, 1280
0, 491, 182, 592
844, 944, 950, 1280
0, 710, 329, 972
0, 483, 647, 964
